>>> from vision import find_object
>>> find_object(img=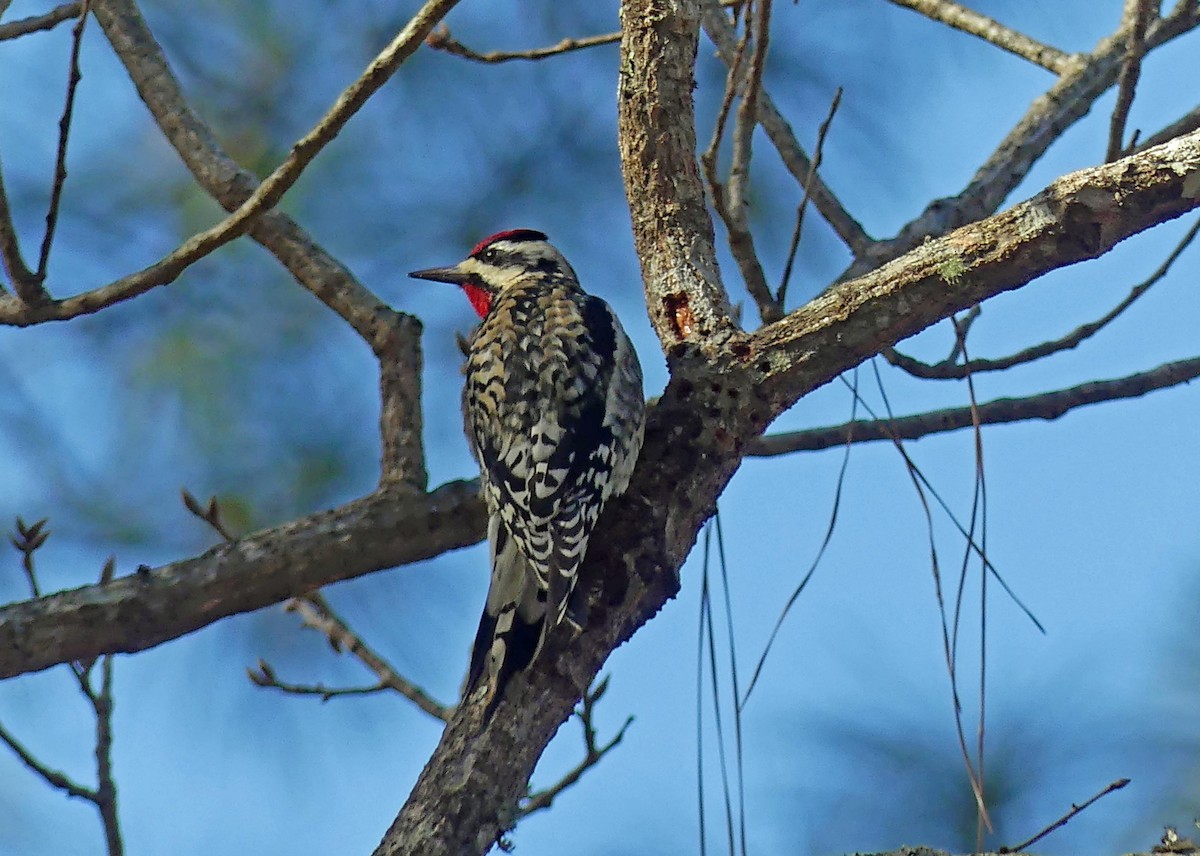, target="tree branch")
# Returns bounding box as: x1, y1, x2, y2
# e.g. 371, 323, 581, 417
845, 2, 1200, 279
0, 1, 80, 41
886, 212, 1200, 379
426, 25, 619, 62
0, 479, 485, 680
748, 355, 1200, 456
885, 0, 1073, 74
280, 593, 452, 721
618, 0, 736, 349
700, 0, 874, 258
0, 0, 458, 331
1106, 0, 1153, 162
